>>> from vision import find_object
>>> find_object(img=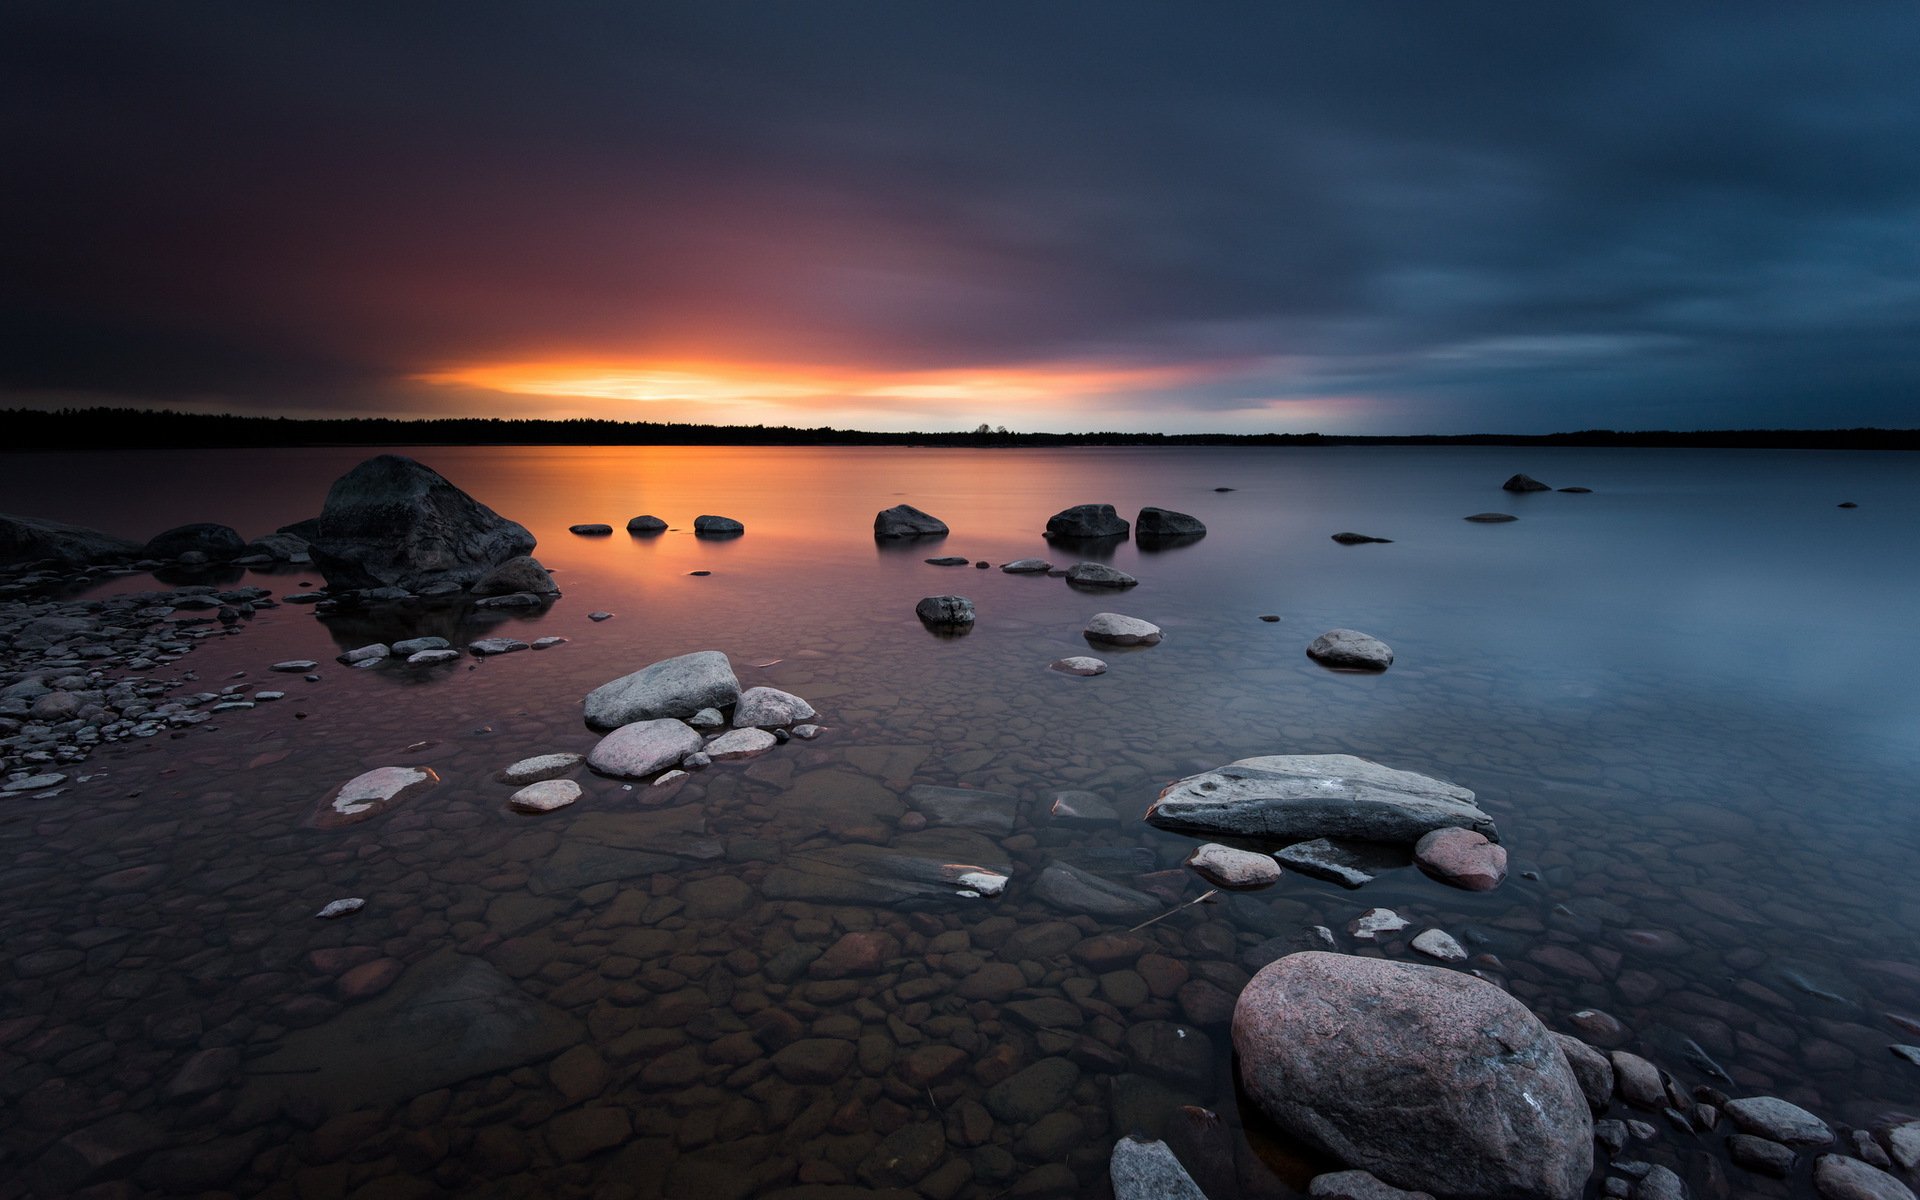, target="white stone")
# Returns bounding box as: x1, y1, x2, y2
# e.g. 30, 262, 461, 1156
1351, 907, 1410, 940
1412, 928, 1467, 962
498, 752, 583, 785
1084, 612, 1161, 645
326, 766, 437, 821
1186, 842, 1282, 889
586, 720, 704, 779
1050, 655, 1108, 675
792, 724, 821, 740
509, 779, 581, 813
315, 898, 364, 919
705, 727, 778, 760
652, 770, 688, 787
